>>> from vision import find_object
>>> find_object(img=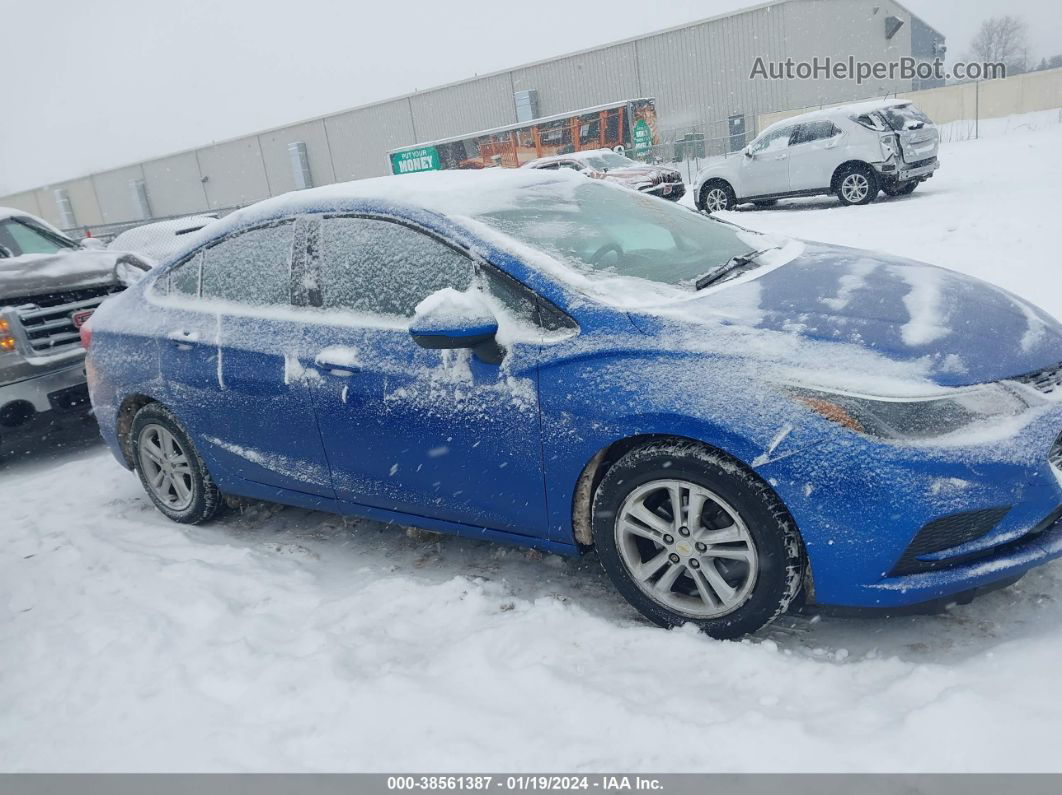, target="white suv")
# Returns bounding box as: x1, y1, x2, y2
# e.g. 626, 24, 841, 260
693, 99, 939, 212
